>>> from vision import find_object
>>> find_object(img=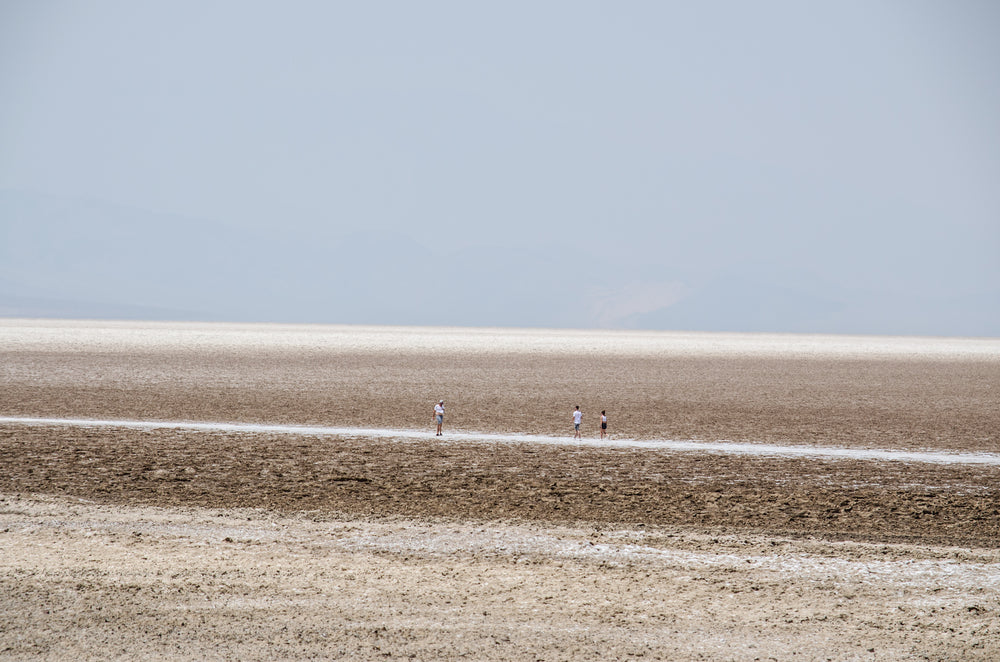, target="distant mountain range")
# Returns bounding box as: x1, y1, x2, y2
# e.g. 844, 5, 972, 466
2, 190, 997, 336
